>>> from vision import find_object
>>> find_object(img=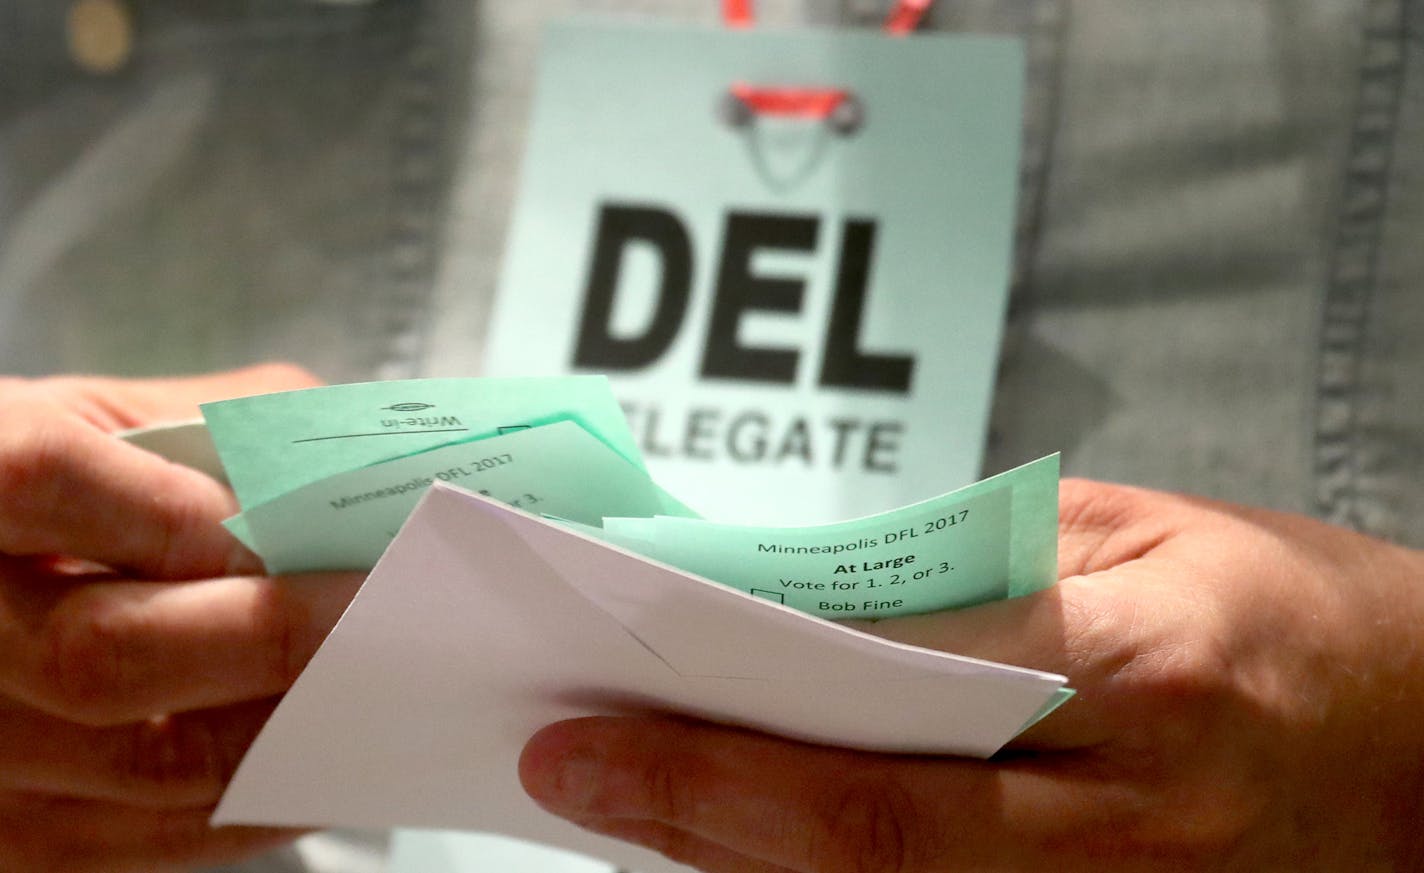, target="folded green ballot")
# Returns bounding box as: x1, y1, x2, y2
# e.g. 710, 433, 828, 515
236, 421, 692, 574
202, 376, 642, 509
599, 455, 1057, 619
201, 378, 1061, 621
